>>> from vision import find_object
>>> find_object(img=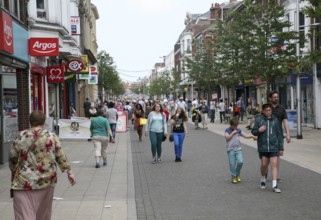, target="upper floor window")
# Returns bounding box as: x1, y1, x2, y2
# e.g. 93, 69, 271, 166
37, 0, 47, 19
1, 0, 21, 20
